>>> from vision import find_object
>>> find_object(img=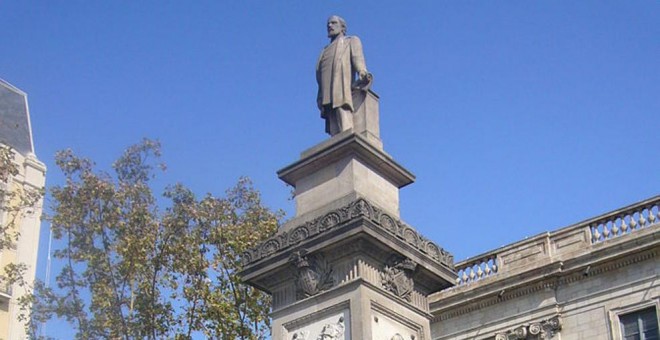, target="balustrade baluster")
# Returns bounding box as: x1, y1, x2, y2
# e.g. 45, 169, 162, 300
621, 218, 628, 233
592, 226, 601, 242
639, 211, 647, 227
603, 224, 610, 239
612, 220, 620, 236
